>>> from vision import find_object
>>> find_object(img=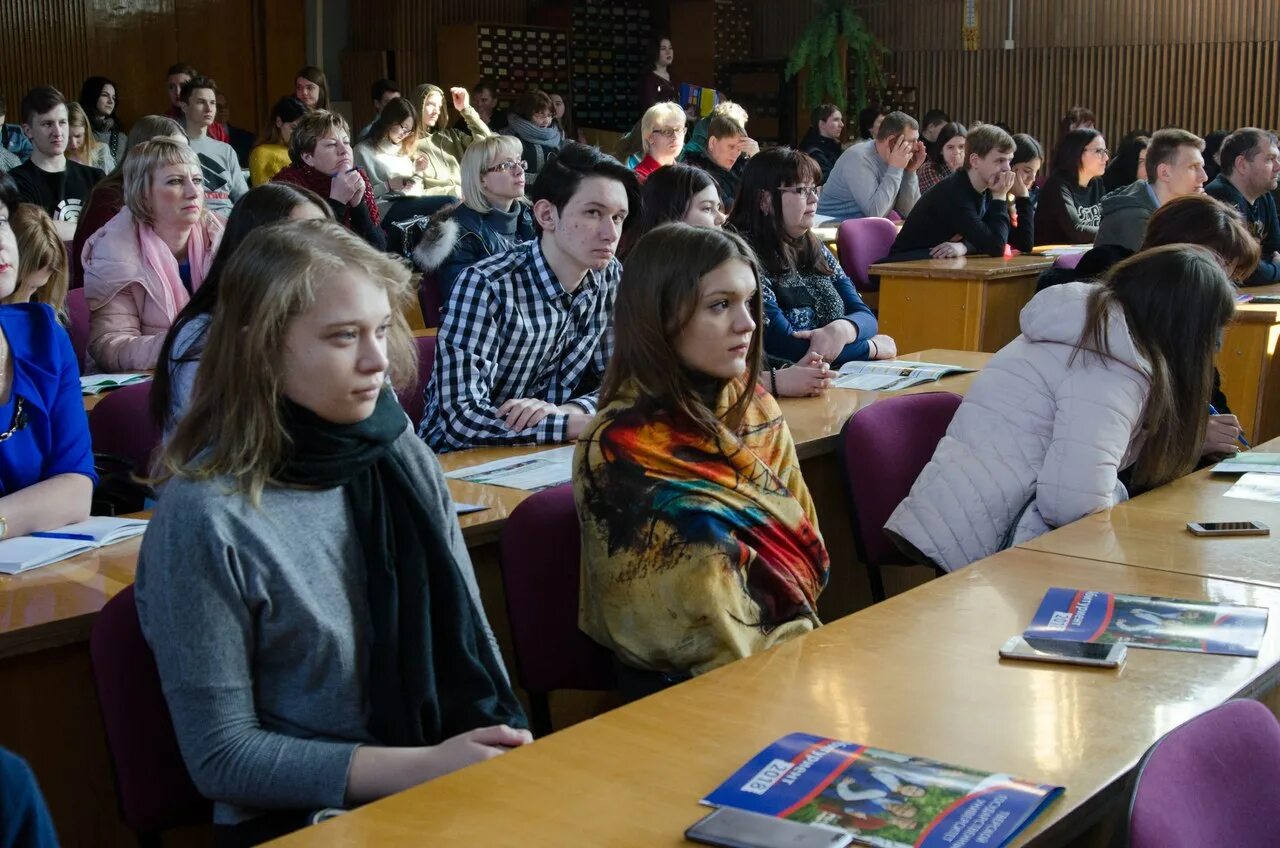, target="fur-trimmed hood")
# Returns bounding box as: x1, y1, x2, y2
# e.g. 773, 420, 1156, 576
412, 202, 466, 272
412, 200, 537, 275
